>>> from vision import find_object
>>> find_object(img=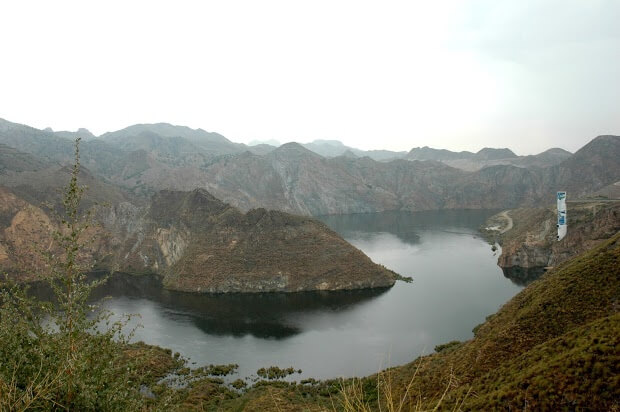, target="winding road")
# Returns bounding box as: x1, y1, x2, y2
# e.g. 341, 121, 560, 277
499, 210, 513, 234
